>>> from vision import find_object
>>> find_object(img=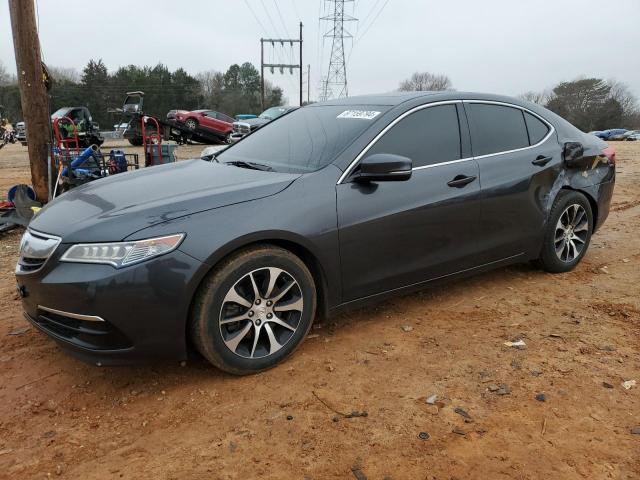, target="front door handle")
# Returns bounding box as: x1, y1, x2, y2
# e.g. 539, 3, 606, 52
447, 175, 477, 188
532, 155, 552, 166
